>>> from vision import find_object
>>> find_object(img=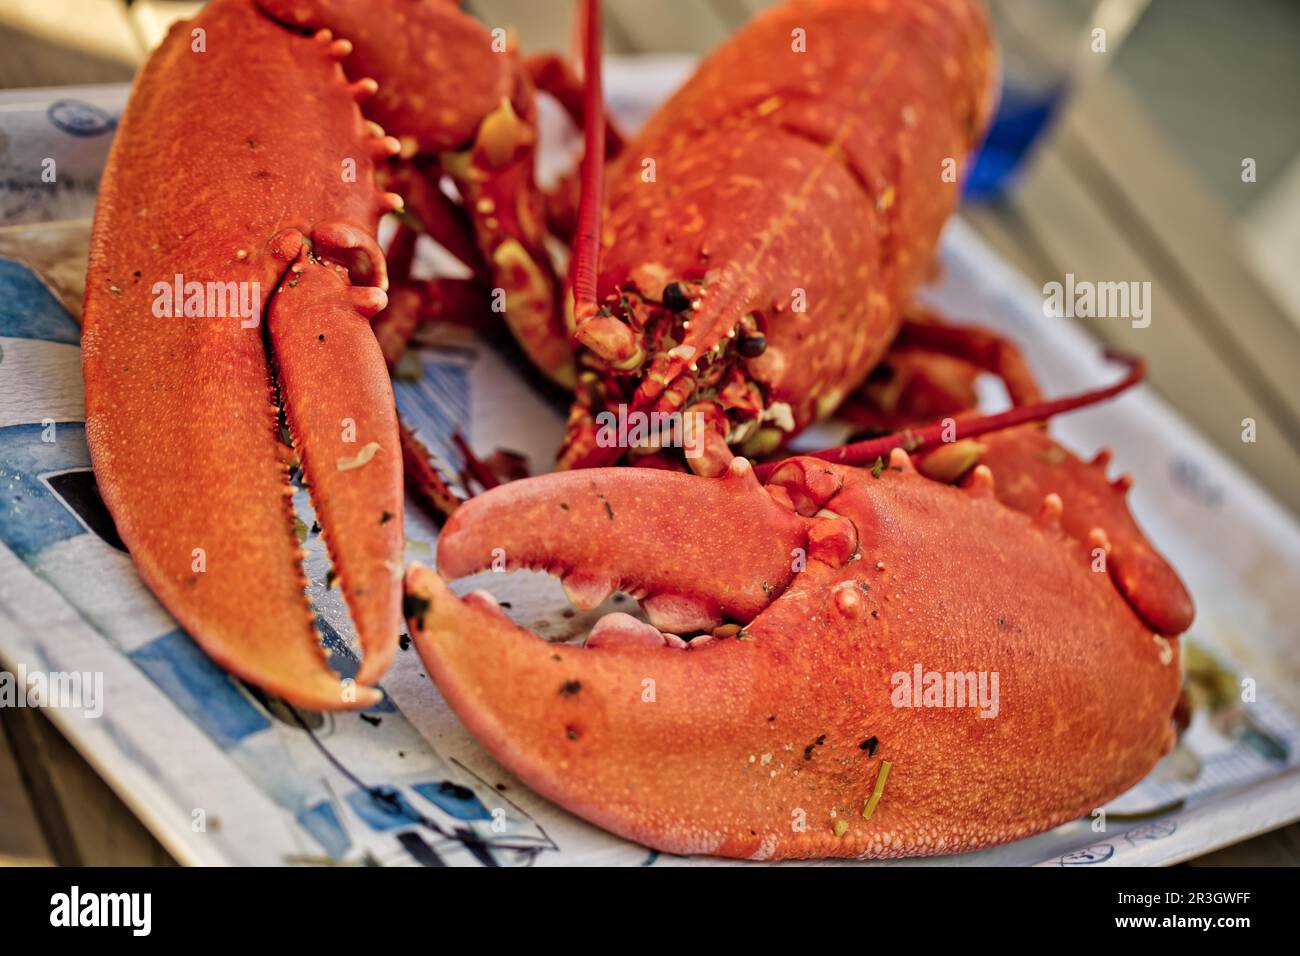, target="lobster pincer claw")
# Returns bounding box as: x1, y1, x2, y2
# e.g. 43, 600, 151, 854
268, 254, 404, 686
408, 453, 1180, 860
82, 0, 407, 709
435, 457, 809, 632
